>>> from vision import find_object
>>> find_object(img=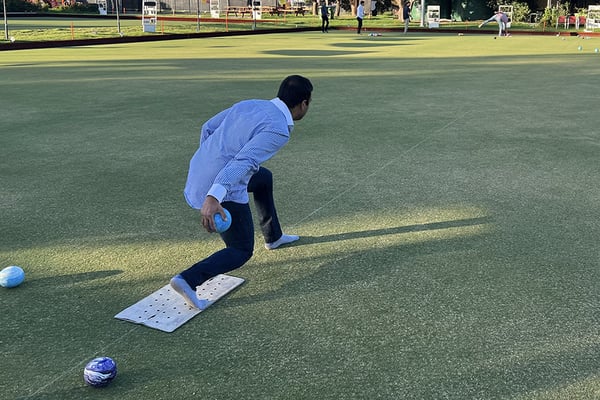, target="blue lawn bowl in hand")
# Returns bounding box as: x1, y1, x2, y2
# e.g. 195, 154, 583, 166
0, 266, 25, 288
214, 209, 232, 233
84, 357, 117, 387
